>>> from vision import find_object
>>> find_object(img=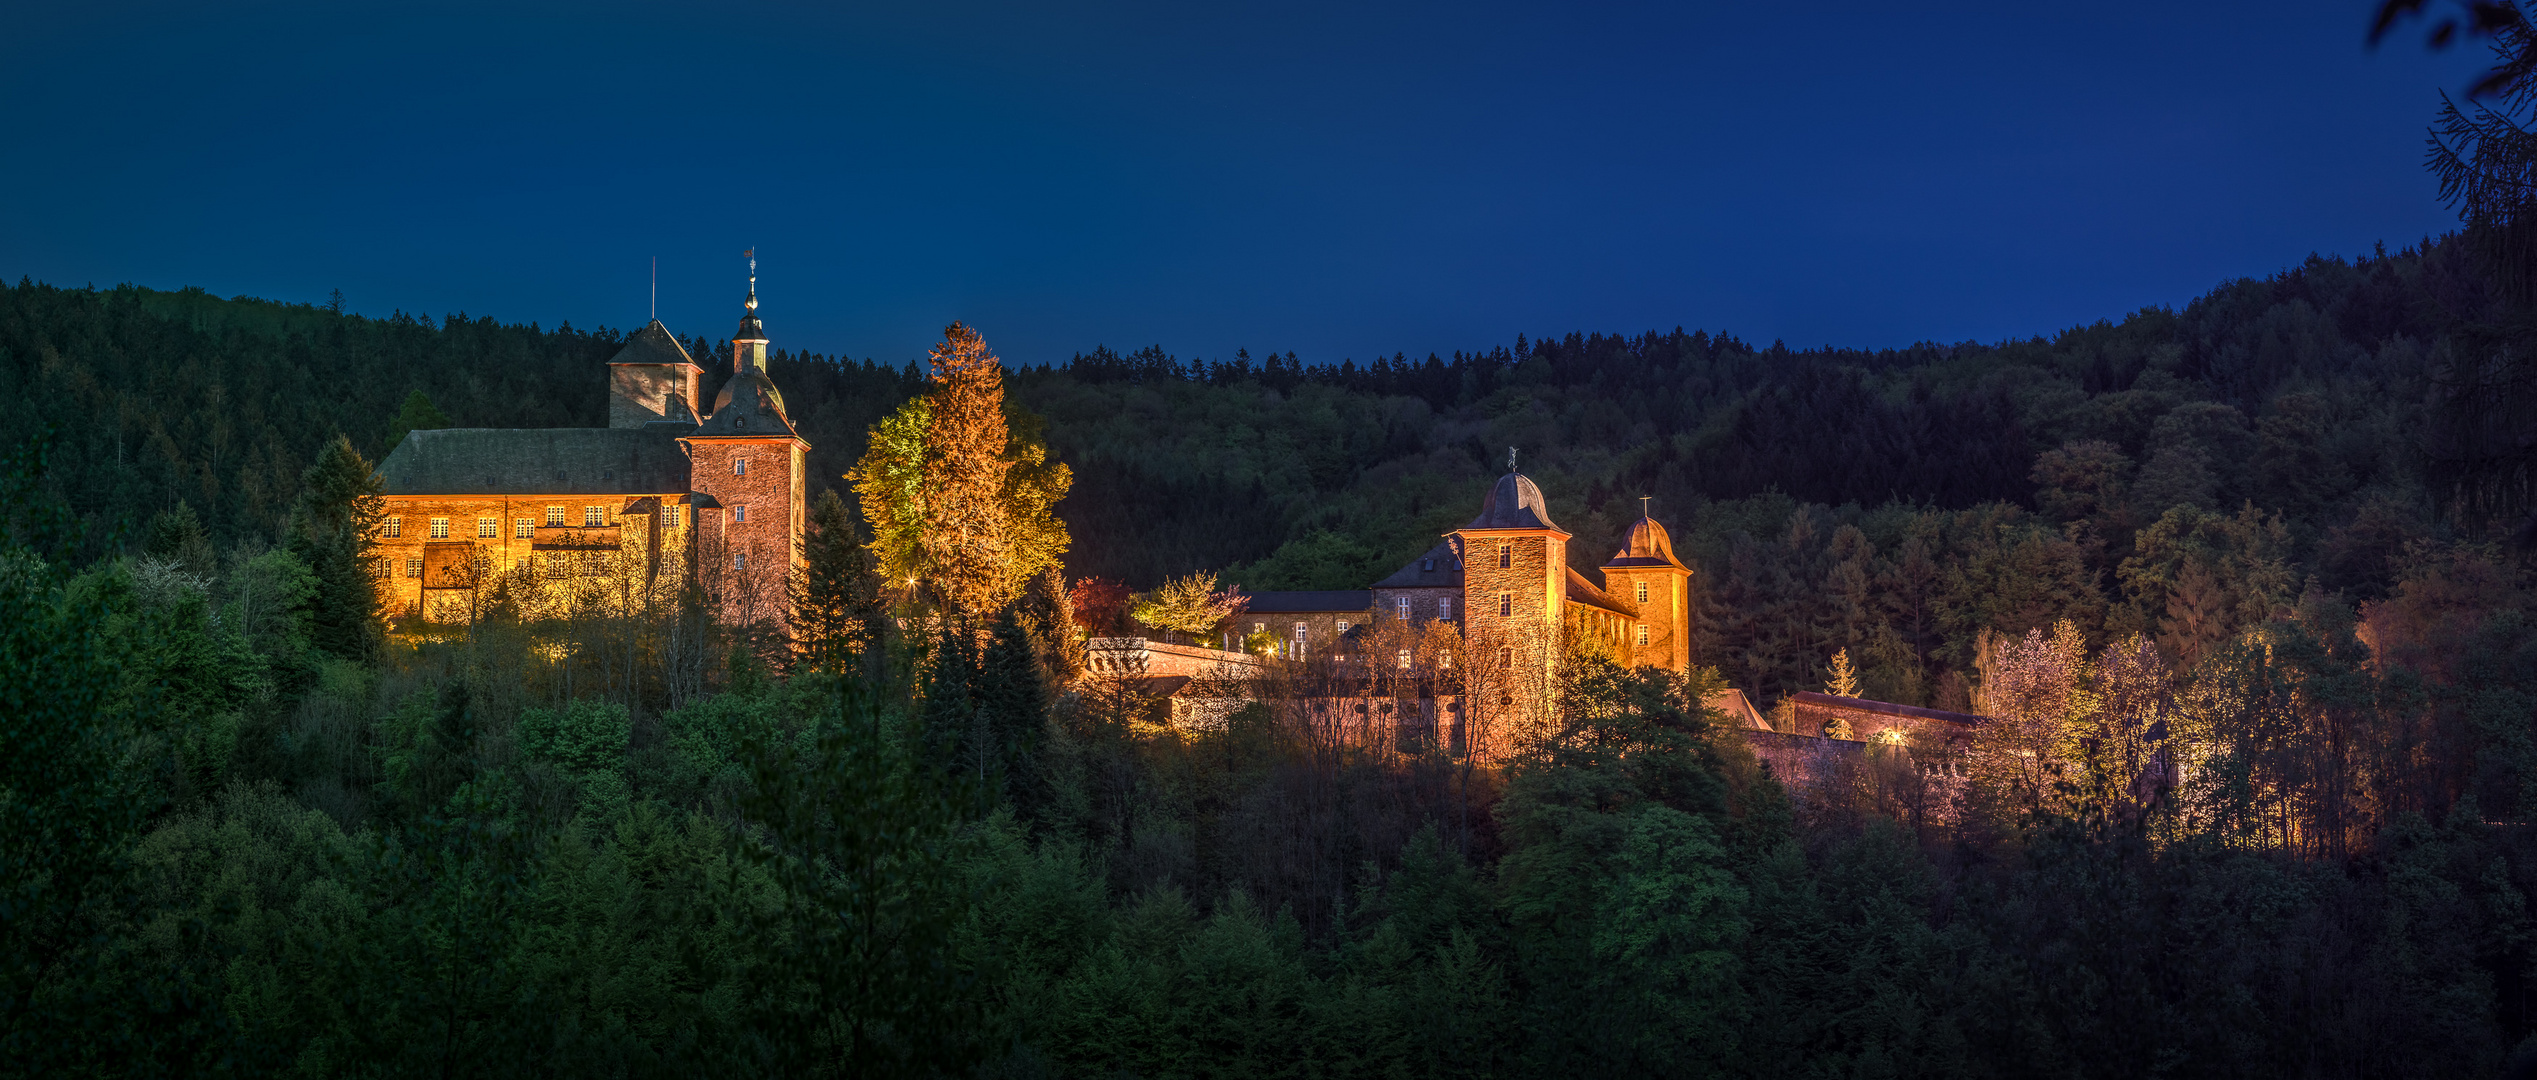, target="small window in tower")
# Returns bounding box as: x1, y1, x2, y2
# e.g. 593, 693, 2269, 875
1498, 592, 1511, 617
405, 557, 423, 578
735, 552, 748, 571
1395, 596, 1410, 621
733, 505, 747, 523
735, 459, 748, 476
1439, 597, 1454, 620
429, 517, 449, 539
1497, 543, 1511, 569
515, 519, 533, 539
585, 506, 605, 527
1635, 581, 1649, 604
546, 506, 566, 527
477, 517, 497, 539
1636, 624, 1649, 647
384, 517, 402, 538
1500, 646, 1514, 668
